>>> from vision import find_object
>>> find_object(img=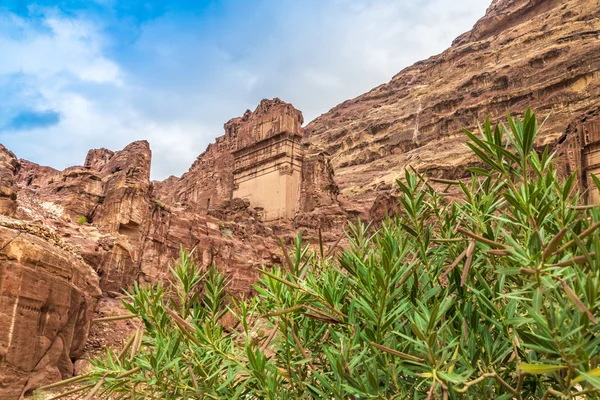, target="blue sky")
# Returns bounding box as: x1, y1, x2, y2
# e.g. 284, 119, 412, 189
0, 0, 489, 179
